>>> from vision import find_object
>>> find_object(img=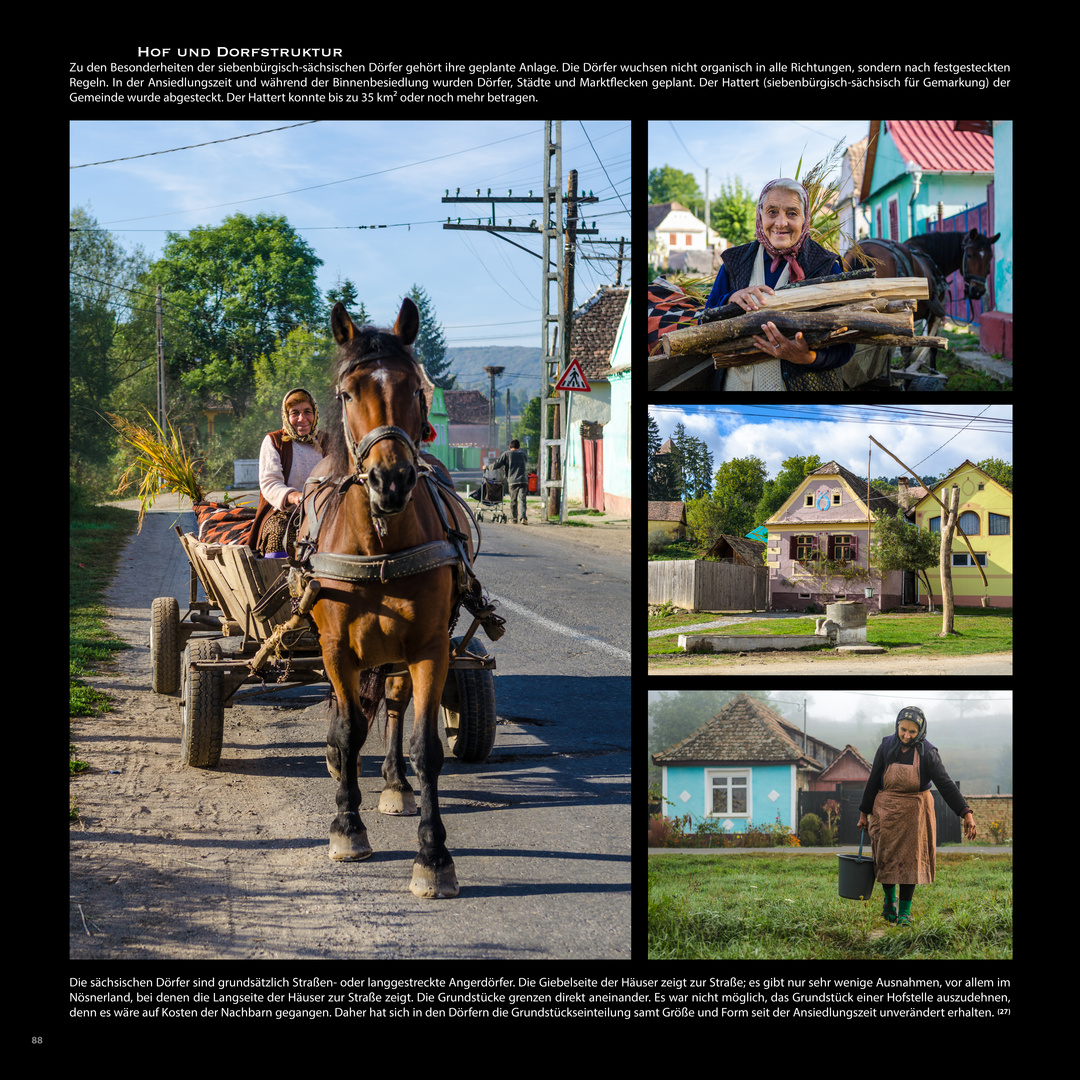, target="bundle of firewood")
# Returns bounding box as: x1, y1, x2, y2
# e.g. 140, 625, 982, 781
652, 271, 946, 388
